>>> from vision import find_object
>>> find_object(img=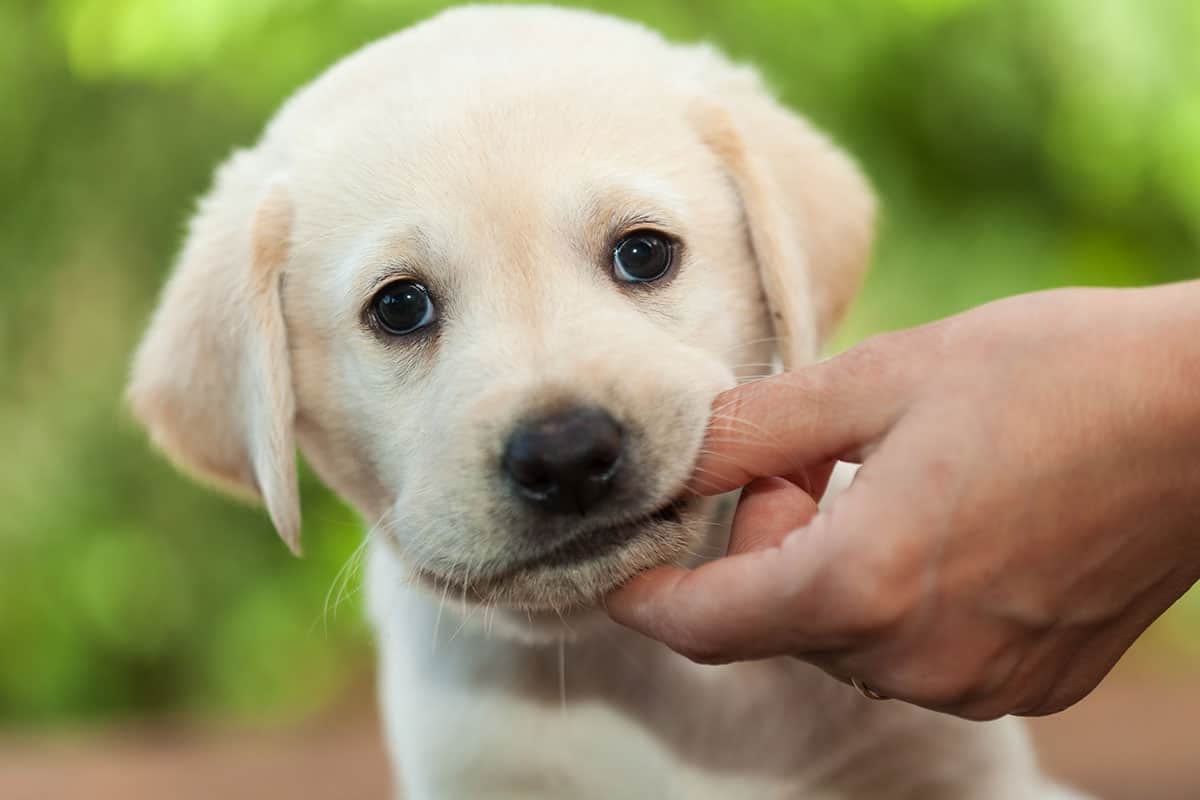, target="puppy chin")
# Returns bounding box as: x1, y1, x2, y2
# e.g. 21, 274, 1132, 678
411, 496, 715, 620
481, 515, 698, 612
